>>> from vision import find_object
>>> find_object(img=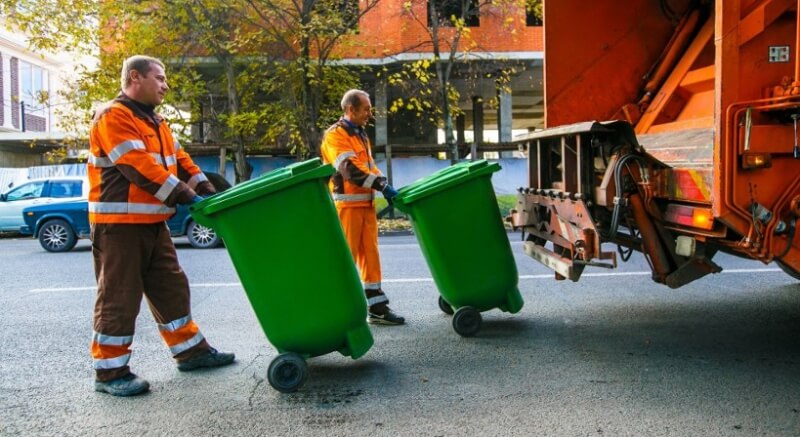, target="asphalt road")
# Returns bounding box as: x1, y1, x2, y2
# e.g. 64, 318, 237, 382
1, 234, 799, 436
